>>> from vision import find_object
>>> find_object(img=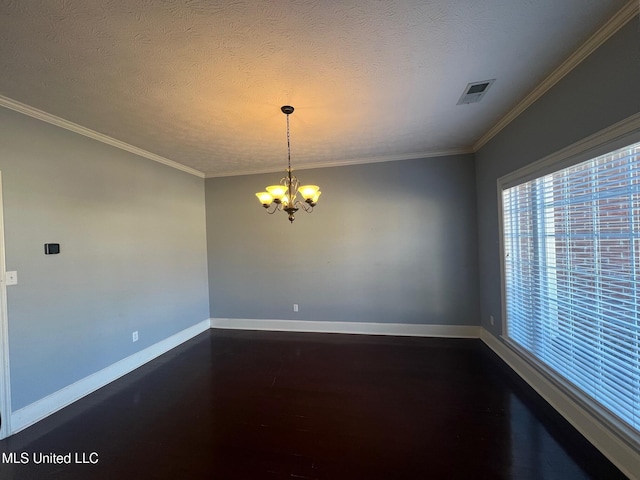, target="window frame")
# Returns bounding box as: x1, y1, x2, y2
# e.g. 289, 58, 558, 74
497, 113, 640, 450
